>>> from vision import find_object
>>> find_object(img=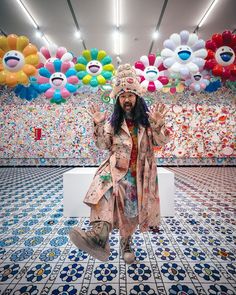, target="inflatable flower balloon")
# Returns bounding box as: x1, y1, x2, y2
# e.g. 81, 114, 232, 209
75, 48, 114, 87
0, 34, 39, 87
134, 54, 169, 92
37, 59, 79, 104
162, 74, 185, 95
205, 79, 221, 92
204, 30, 236, 81
161, 30, 207, 78
14, 77, 41, 101
185, 70, 210, 92
37, 45, 74, 68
